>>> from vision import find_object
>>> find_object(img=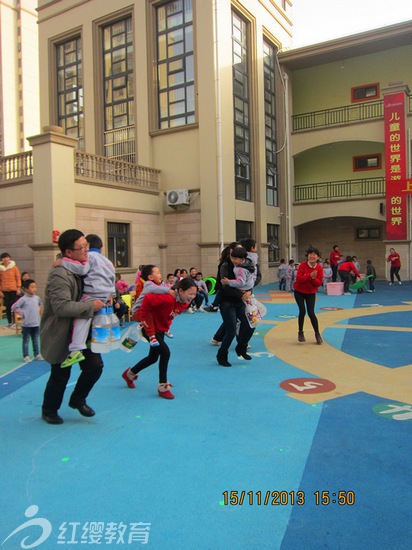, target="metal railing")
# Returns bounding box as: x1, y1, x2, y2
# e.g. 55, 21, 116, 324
75, 151, 160, 190
292, 100, 385, 131
294, 177, 385, 202
0, 151, 33, 181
